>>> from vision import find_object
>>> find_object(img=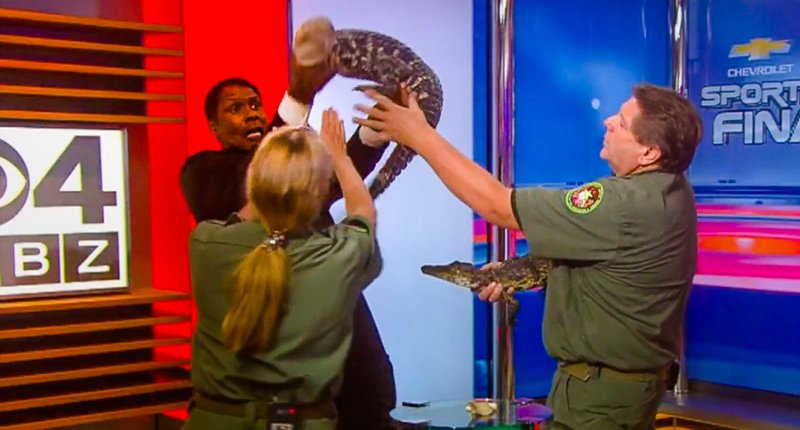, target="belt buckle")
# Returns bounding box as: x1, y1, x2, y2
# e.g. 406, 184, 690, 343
581, 364, 603, 382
